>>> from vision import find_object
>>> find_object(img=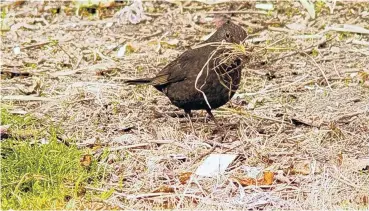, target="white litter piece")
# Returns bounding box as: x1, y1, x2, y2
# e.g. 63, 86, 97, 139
243, 166, 263, 179
114, 0, 149, 25
299, 0, 315, 19
195, 154, 237, 177
9, 109, 27, 115
326, 24, 369, 34
105, 22, 114, 28
255, 3, 274, 11
117, 45, 126, 58
40, 138, 49, 145
13, 46, 21, 55
286, 23, 306, 31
